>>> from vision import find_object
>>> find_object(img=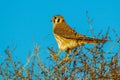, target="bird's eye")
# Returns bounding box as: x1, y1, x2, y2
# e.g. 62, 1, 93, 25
54, 16, 57, 19
53, 16, 56, 23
